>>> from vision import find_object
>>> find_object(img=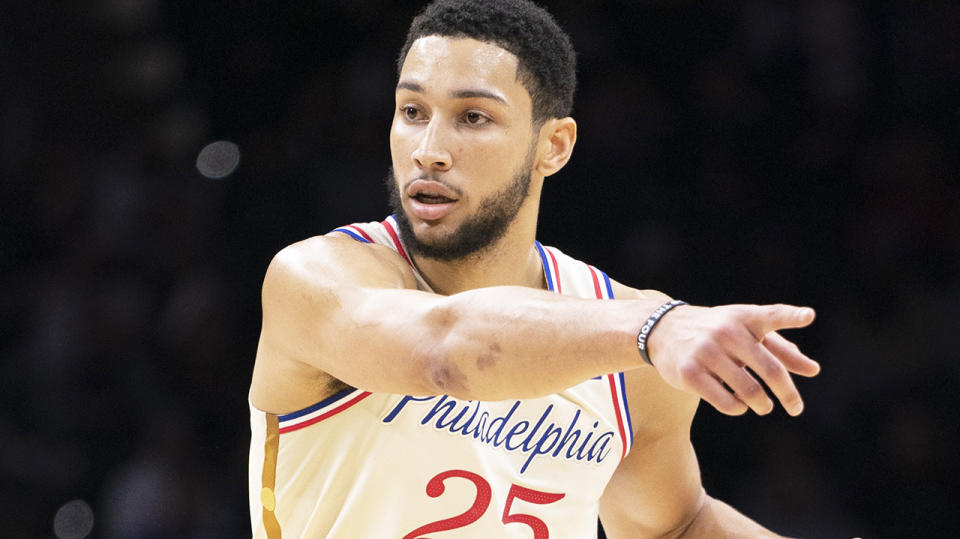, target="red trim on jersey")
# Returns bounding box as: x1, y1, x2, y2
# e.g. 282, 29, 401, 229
546, 248, 563, 294
588, 264, 629, 458
278, 391, 373, 434
587, 265, 603, 299
382, 219, 413, 267
346, 225, 374, 243
607, 374, 629, 460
